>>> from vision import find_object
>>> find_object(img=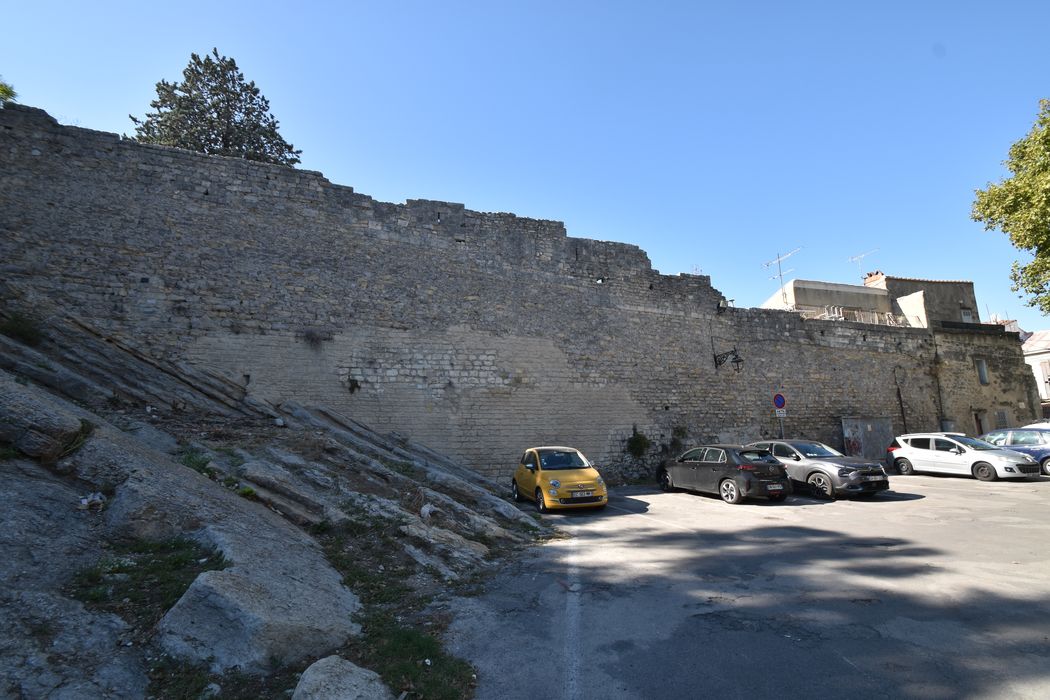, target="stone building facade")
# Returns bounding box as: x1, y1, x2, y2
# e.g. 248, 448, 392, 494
0, 105, 1039, 476
864, 272, 981, 327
